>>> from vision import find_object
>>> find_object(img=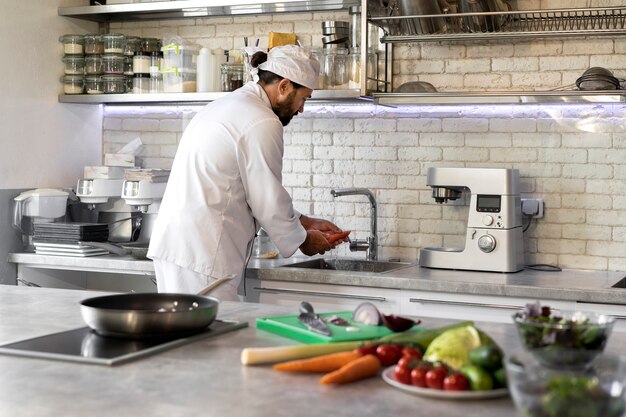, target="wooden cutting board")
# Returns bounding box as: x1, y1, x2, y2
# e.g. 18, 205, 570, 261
256, 311, 420, 344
